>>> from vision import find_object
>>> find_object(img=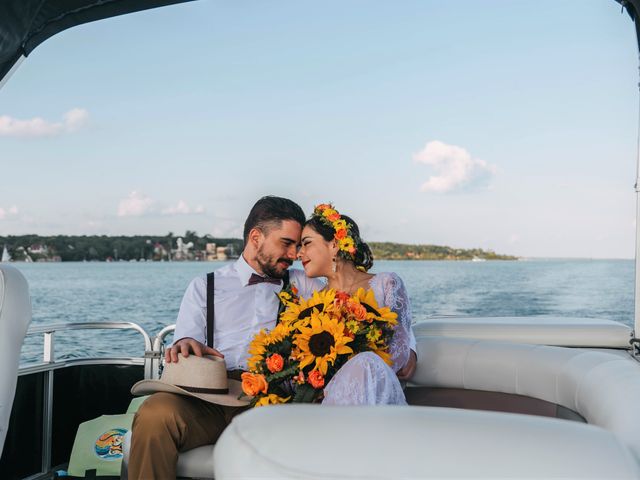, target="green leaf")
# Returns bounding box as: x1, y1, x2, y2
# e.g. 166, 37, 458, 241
265, 363, 299, 383
292, 383, 319, 403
